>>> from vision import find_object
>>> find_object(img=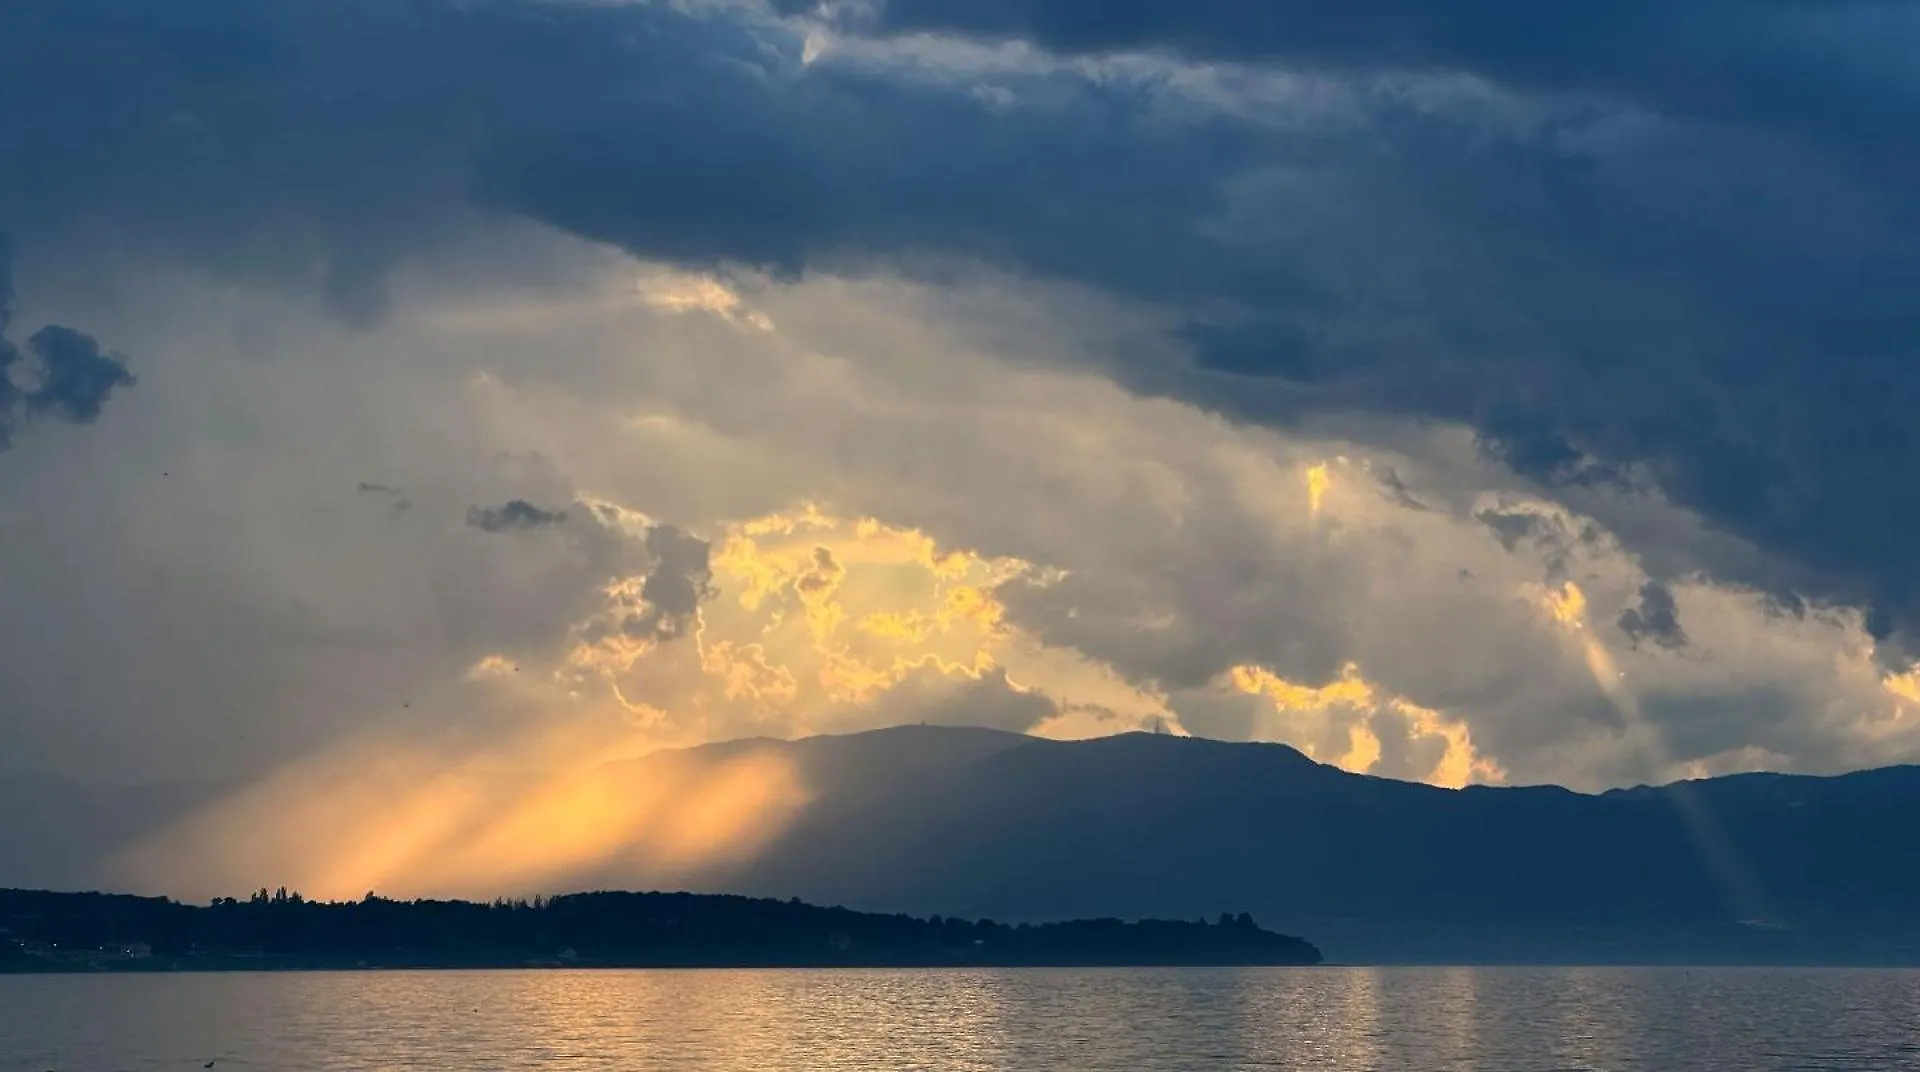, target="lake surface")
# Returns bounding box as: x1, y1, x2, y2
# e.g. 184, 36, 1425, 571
5, 966, 1919, 1071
